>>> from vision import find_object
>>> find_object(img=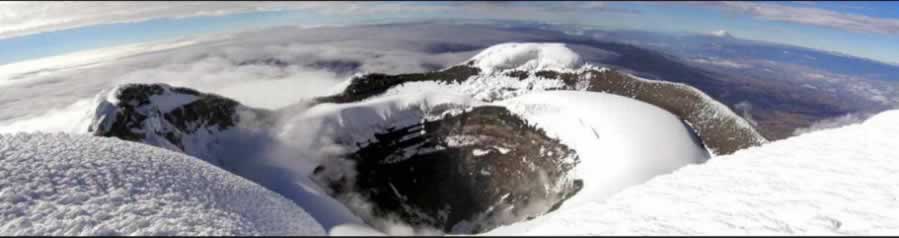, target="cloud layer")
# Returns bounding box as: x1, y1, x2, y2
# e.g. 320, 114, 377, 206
0, 2, 436, 39
0, 23, 583, 132
4, 1, 899, 44
0, 2, 639, 40
687, 2, 899, 35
